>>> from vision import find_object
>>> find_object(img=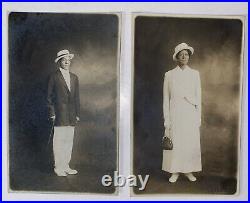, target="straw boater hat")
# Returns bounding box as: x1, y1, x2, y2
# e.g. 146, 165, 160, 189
173, 43, 194, 61
55, 49, 74, 63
